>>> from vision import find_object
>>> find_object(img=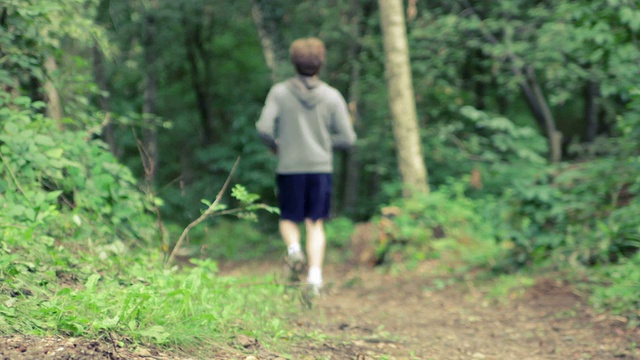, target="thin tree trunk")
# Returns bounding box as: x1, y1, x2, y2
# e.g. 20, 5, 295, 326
251, 0, 279, 82
526, 67, 562, 163
460, 0, 562, 163
183, 15, 215, 145
142, 14, 159, 183
584, 81, 600, 143
341, 2, 365, 214
93, 45, 117, 155
378, 0, 429, 197
43, 56, 63, 122
92, 0, 118, 155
